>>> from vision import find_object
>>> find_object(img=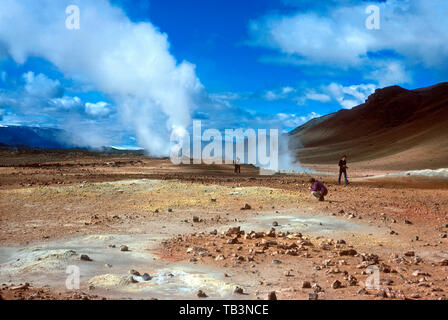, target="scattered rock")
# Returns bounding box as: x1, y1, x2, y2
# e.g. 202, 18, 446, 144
404, 251, 415, 257
331, 280, 342, 289
129, 269, 140, 276
308, 293, 318, 300
241, 204, 252, 210
227, 238, 239, 244
302, 281, 311, 288
11, 283, 30, 290
438, 259, 448, 266
267, 291, 277, 300
357, 288, 368, 295
312, 283, 323, 293
120, 245, 129, 252
226, 226, 241, 235
234, 286, 244, 294
412, 270, 429, 277
193, 216, 200, 223
142, 273, 152, 281
339, 249, 357, 256
197, 290, 208, 298
80, 254, 92, 261
404, 219, 413, 225
272, 221, 279, 227
121, 276, 138, 285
